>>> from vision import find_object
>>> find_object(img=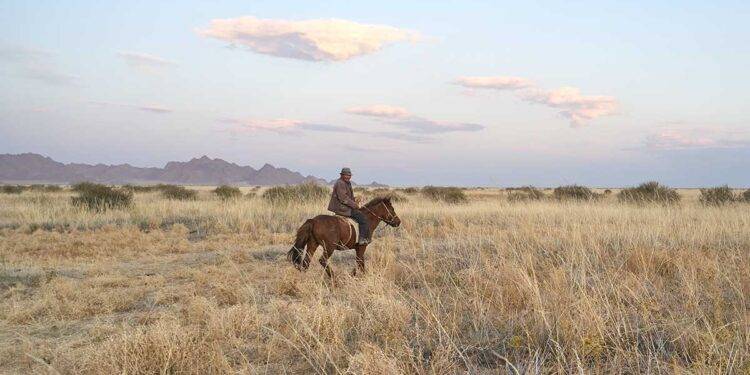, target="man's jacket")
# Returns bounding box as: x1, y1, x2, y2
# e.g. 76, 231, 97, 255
328, 178, 357, 216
